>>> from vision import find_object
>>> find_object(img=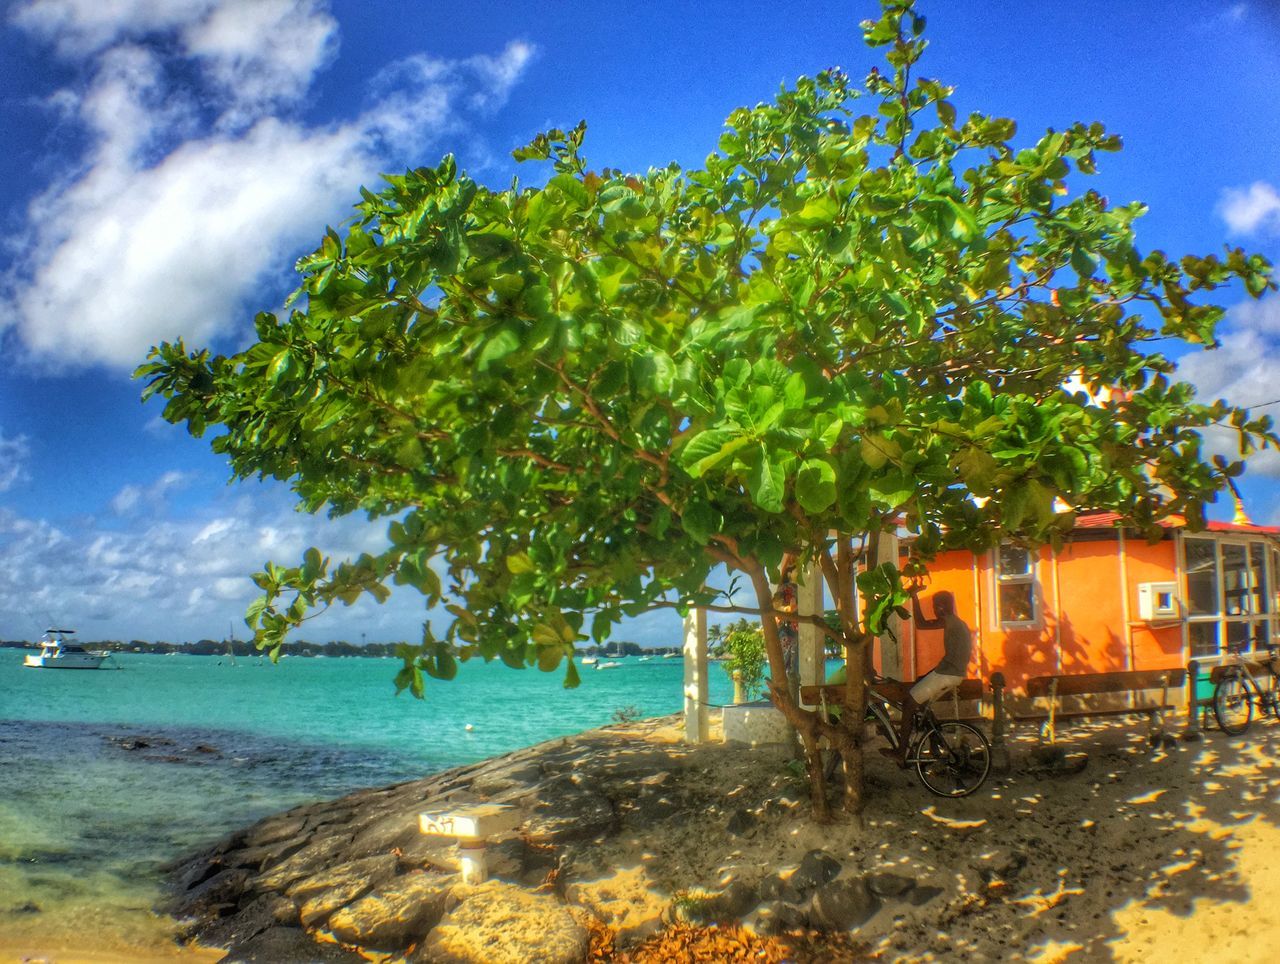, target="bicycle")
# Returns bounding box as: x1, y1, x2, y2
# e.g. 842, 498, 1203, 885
820, 674, 992, 798
1212, 642, 1280, 735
